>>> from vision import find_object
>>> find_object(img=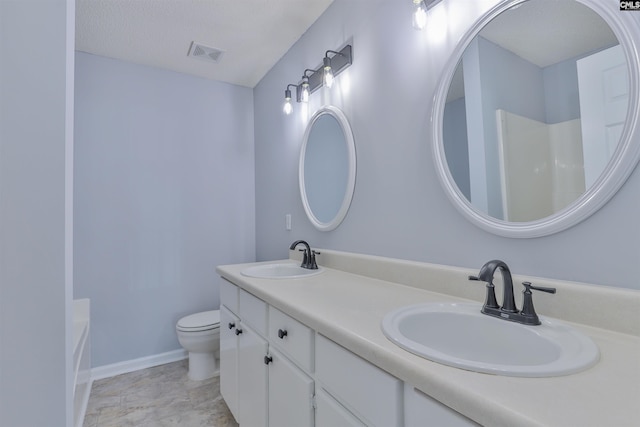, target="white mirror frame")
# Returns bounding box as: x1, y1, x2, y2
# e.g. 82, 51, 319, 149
299, 105, 357, 231
432, 0, 640, 238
